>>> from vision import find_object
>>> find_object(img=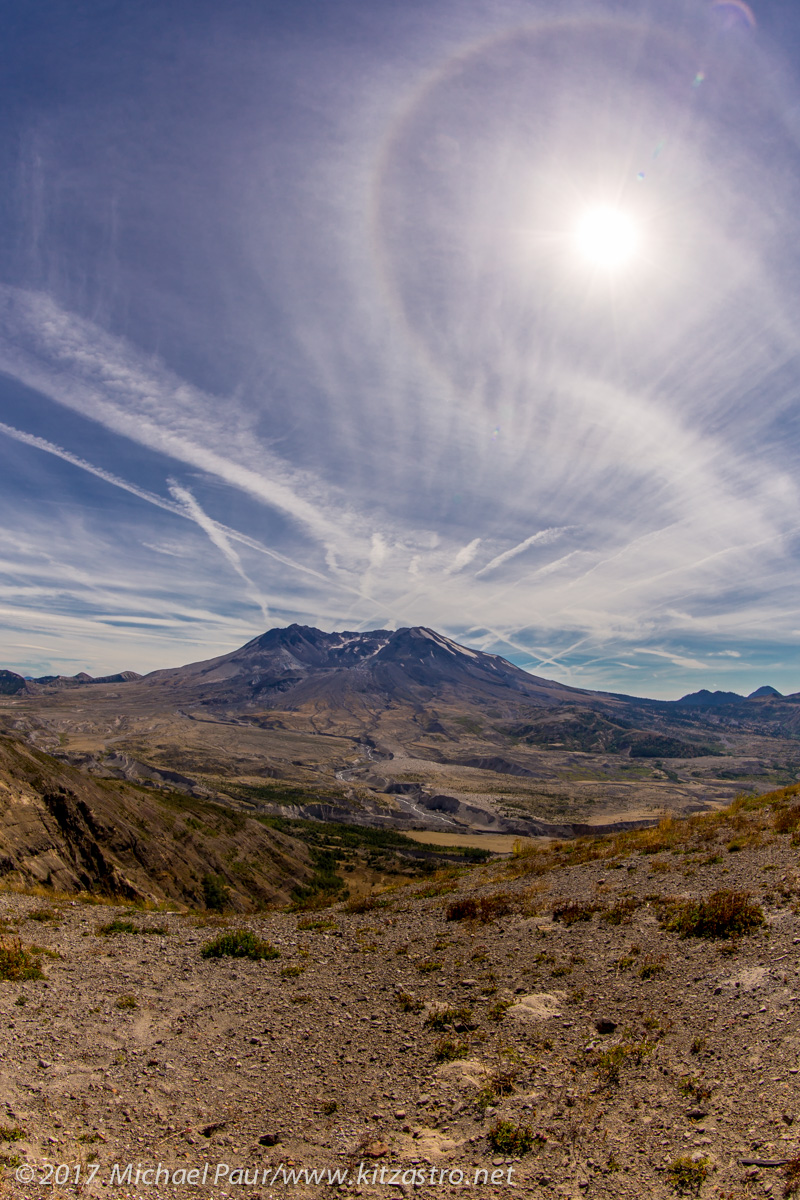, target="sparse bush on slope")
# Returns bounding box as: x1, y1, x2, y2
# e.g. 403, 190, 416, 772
661, 890, 764, 939
0, 938, 44, 981
200, 929, 279, 960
